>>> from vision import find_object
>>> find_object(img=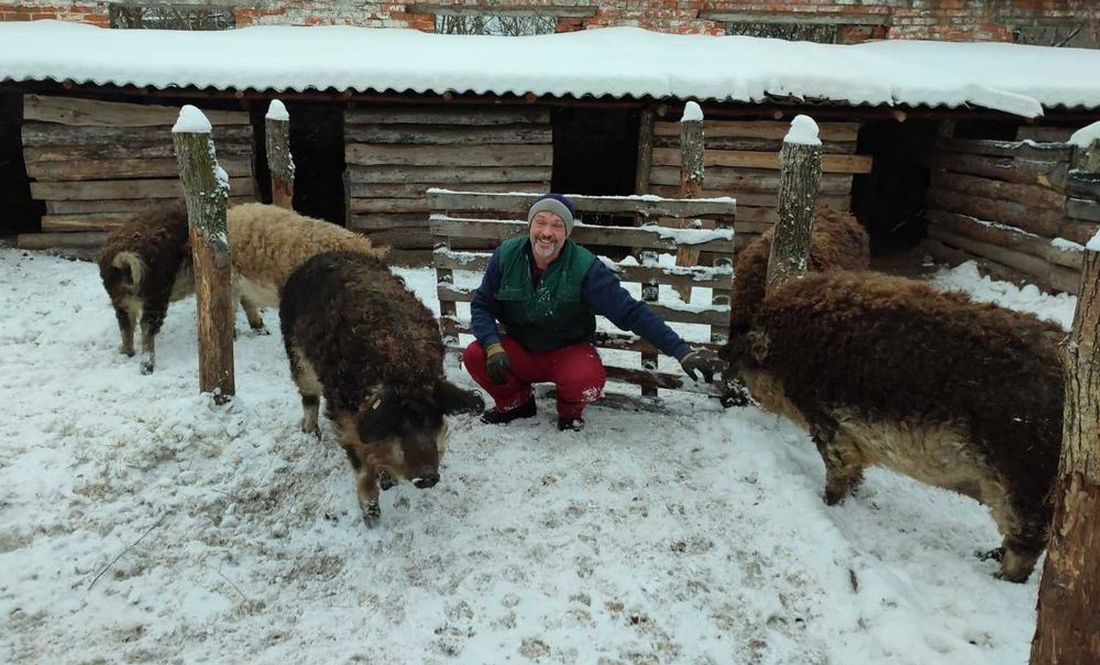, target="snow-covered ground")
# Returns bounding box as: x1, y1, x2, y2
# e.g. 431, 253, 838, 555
0, 248, 1071, 665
